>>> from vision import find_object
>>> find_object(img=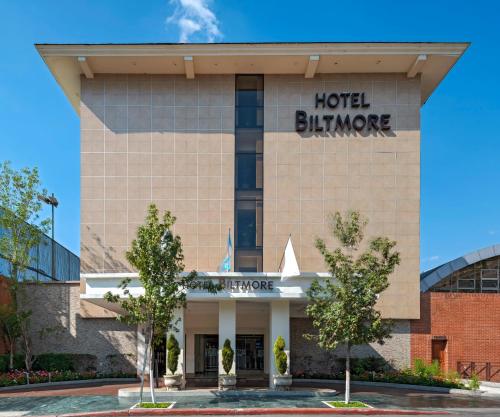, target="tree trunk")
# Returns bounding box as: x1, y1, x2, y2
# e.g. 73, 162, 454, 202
21, 326, 33, 372
139, 326, 150, 404
9, 342, 14, 370
148, 325, 156, 404
345, 344, 351, 404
